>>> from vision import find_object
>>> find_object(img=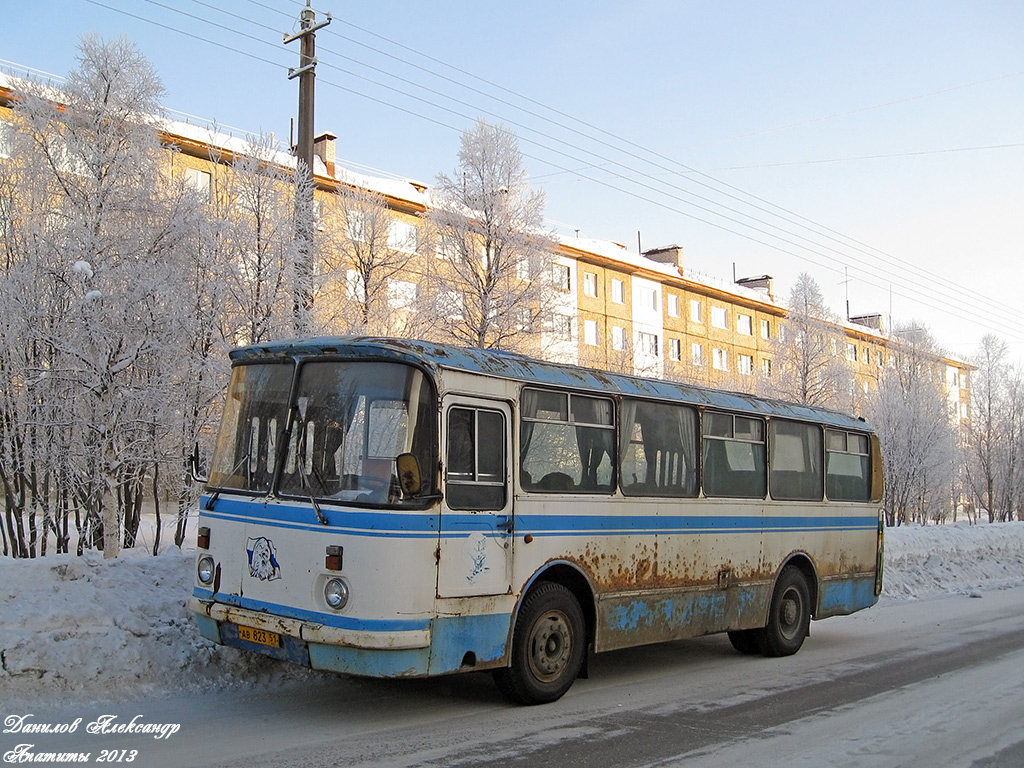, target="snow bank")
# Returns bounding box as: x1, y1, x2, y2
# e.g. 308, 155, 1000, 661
2, 522, 1024, 705
0, 548, 327, 707
880, 521, 1024, 599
